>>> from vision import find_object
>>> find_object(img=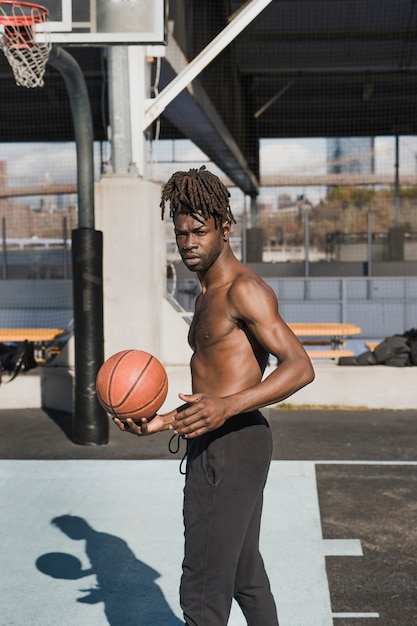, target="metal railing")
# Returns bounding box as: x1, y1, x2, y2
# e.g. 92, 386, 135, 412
171, 275, 417, 339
